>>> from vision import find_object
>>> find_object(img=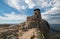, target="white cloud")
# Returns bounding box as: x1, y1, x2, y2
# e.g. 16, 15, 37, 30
53, 0, 60, 7
0, 12, 27, 24
25, 0, 55, 9
25, 0, 35, 8
4, 0, 55, 10
41, 0, 60, 24
4, 0, 28, 11
25, 0, 47, 8
4, 0, 59, 10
